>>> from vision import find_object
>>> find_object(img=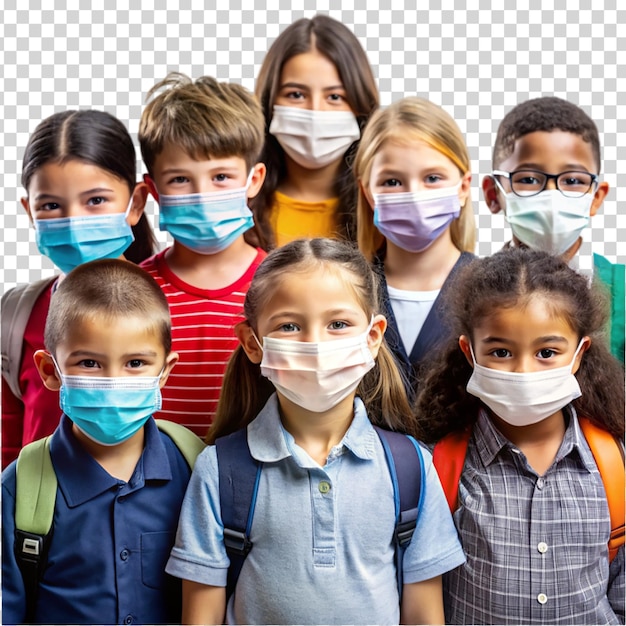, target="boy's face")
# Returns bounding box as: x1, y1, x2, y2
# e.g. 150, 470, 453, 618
35, 314, 177, 387
147, 142, 265, 199
483, 130, 609, 260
